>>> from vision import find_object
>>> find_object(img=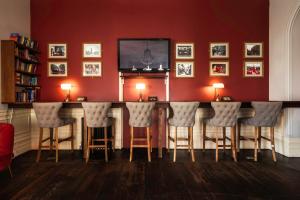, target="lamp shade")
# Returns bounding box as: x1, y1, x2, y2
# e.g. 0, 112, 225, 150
61, 83, 72, 90
135, 83, 145, 90
212, 83, 224, 89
